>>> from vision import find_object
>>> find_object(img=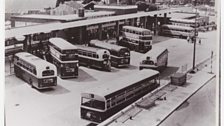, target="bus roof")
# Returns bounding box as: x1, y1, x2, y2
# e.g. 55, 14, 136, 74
123, 26, 151, 33
82, 69, 159, 98
141, 46, 168, 60
49, 38, 77, 50
90, 40, 127, 52
76, 45, 106, 53
161, 24, 194, 30
15, 52, 55, 69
